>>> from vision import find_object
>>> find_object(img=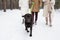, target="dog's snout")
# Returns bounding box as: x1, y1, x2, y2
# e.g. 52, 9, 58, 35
27, 19, 31, 22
